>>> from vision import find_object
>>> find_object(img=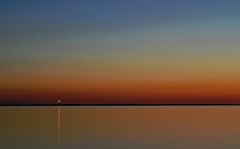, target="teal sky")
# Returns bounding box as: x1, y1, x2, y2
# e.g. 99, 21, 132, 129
1, 0, 240, 104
